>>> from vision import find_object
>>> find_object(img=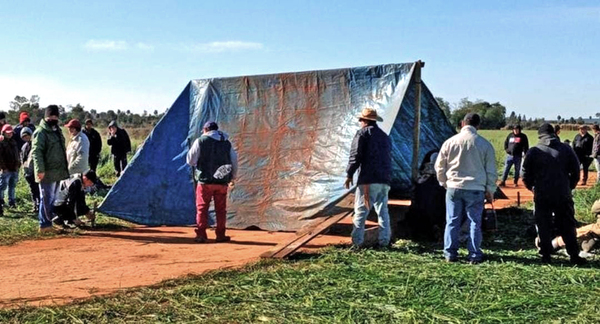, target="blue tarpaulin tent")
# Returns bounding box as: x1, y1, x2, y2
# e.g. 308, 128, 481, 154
99, 63, 455, 231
